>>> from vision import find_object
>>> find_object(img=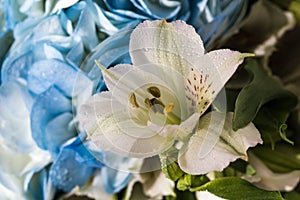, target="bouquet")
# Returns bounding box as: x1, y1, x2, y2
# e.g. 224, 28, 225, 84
0, 0, 300, 199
